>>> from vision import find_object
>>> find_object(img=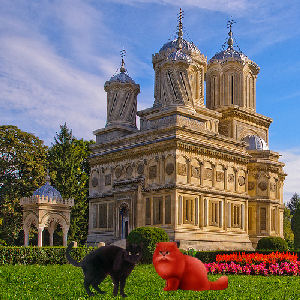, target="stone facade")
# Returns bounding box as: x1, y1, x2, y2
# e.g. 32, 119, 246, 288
86, 16, 286, 250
